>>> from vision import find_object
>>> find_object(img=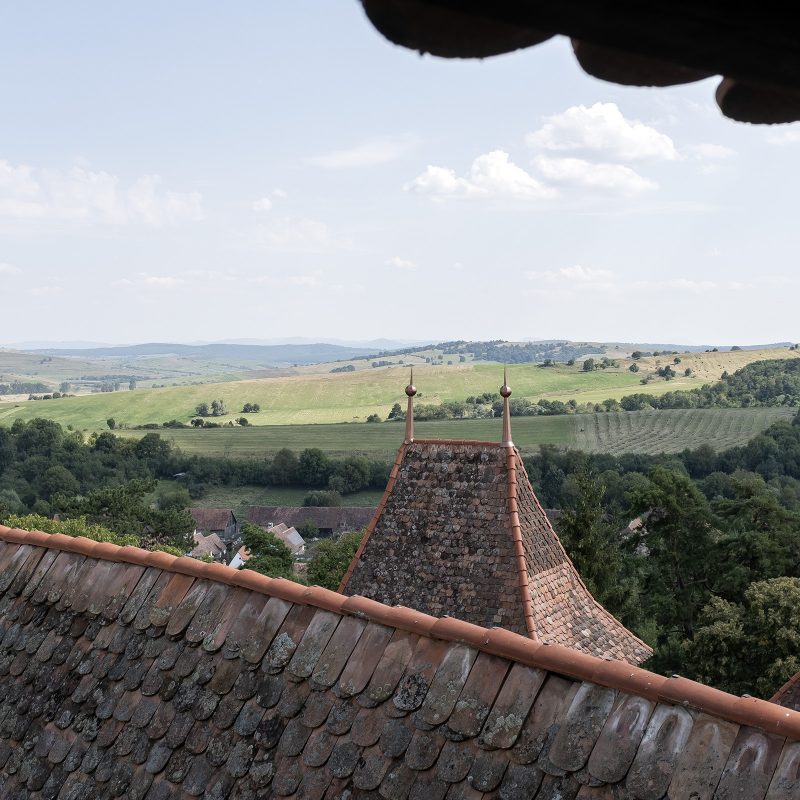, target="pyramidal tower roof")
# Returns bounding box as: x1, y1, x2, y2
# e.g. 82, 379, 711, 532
340, 371, 653, 665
